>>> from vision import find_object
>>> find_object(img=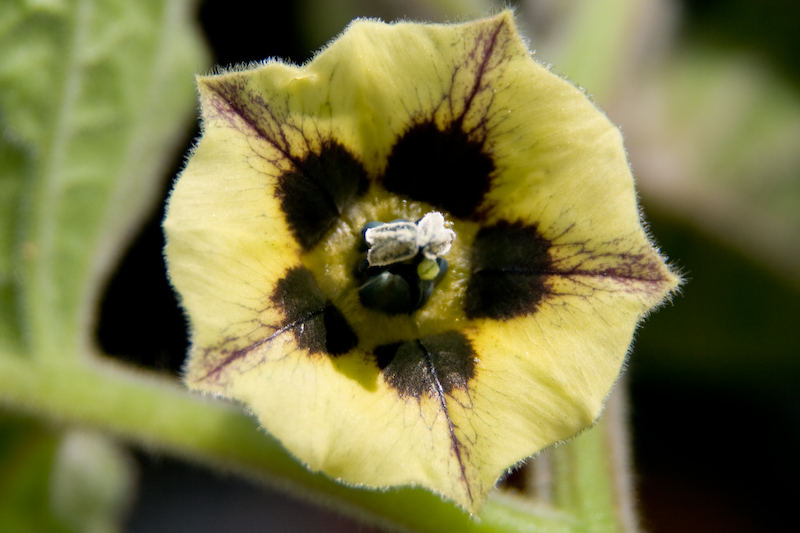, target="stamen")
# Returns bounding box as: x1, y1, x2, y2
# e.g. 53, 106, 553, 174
416, 211, 455, 260
364, 220, 418, 266
357, 211, 454, 315
364, 211, 455, 267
